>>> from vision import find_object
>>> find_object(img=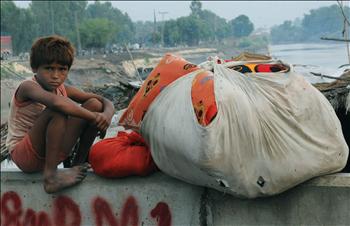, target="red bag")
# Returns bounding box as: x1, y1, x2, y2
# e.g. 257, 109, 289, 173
89, 131, 158, 178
